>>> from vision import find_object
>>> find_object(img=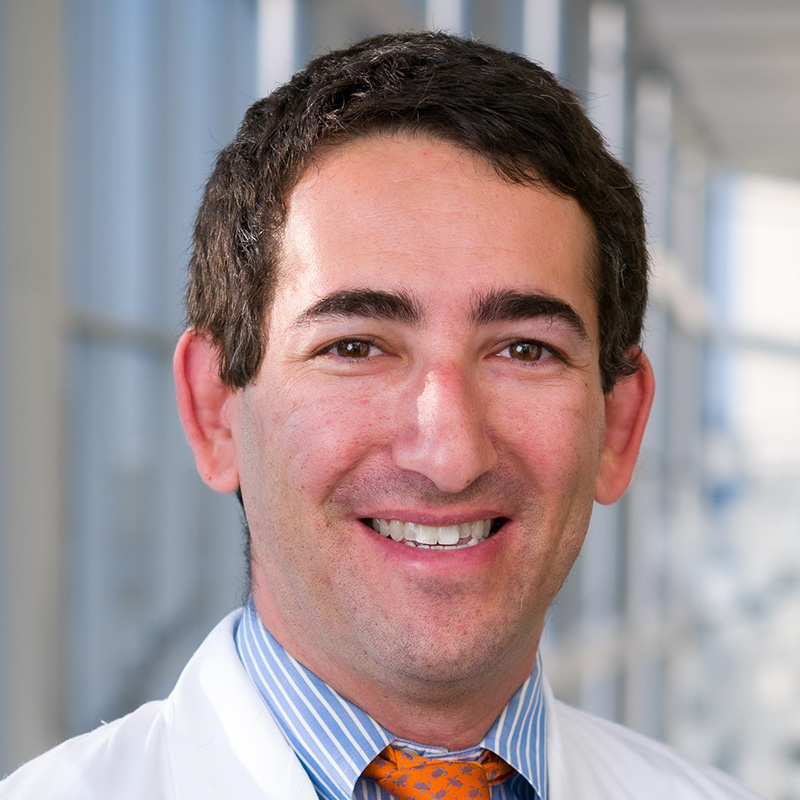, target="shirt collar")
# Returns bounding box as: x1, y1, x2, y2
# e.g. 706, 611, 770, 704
235, 598, 548, 799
